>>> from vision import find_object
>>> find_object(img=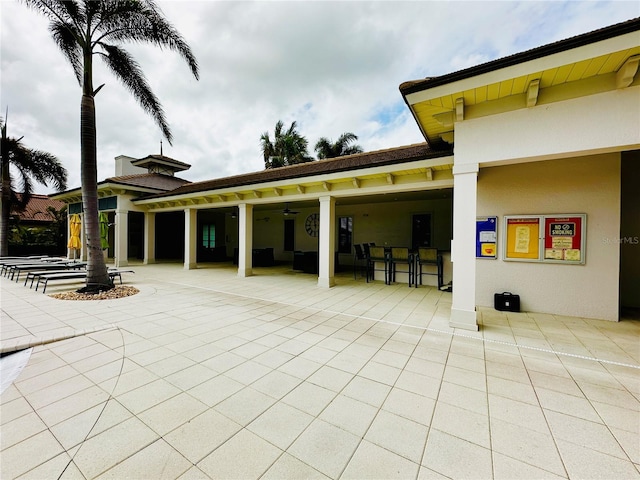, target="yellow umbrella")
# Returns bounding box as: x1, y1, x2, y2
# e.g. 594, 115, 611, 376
67, 214, 82, 251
